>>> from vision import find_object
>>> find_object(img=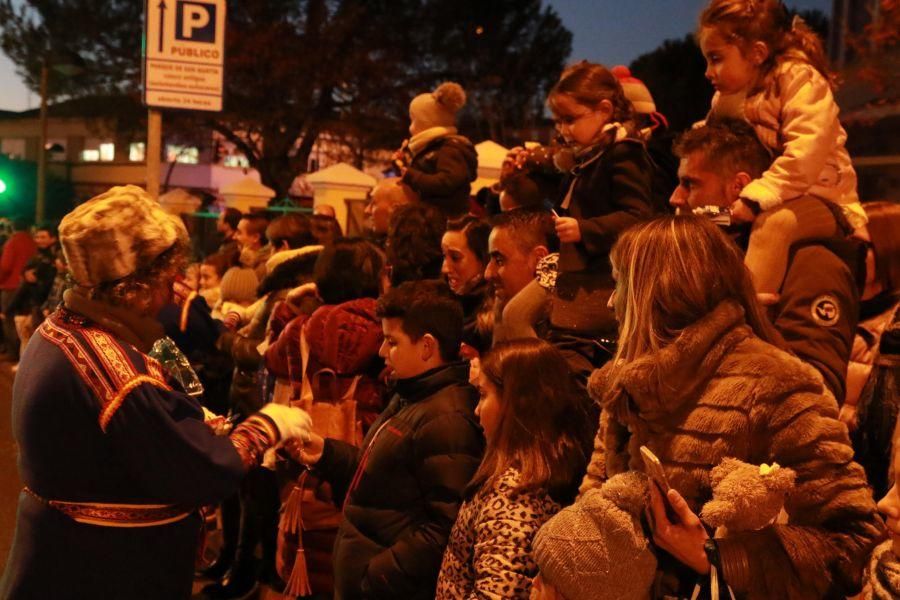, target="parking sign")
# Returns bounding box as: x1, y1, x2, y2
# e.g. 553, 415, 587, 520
143, 0, 226, 111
